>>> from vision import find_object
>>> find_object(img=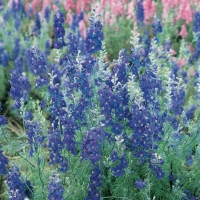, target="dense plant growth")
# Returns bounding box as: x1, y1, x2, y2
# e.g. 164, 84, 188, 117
0, 0, 200, 200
